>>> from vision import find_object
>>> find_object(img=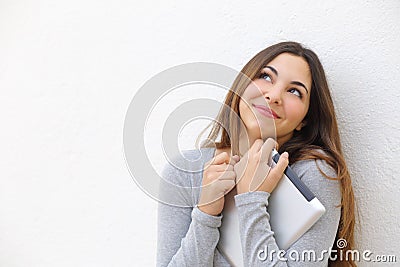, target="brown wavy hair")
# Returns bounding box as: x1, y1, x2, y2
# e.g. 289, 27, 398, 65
201, 41, 357, 266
